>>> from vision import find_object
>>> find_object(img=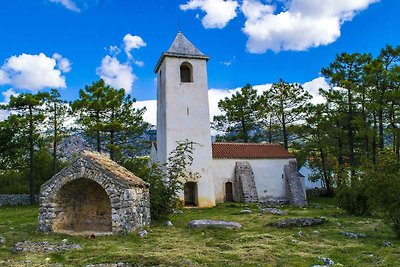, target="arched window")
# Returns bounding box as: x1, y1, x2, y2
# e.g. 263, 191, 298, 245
180, 62, 193, 83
